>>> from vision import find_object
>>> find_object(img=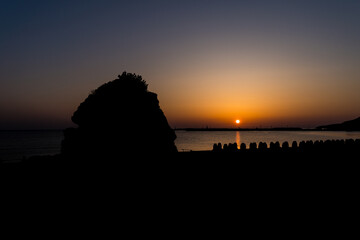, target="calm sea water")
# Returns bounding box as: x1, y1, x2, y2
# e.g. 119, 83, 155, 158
1, 130, 360, 160
0, 130, 63, 161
